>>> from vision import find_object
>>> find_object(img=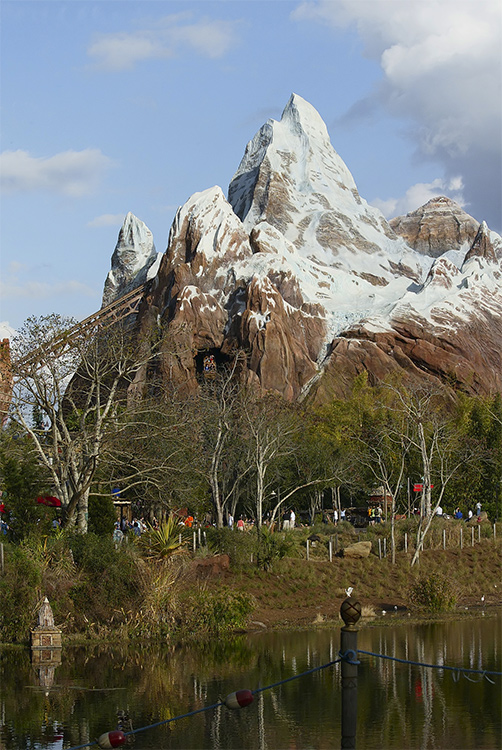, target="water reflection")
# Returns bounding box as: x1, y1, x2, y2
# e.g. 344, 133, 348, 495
0, 613, 500, 750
